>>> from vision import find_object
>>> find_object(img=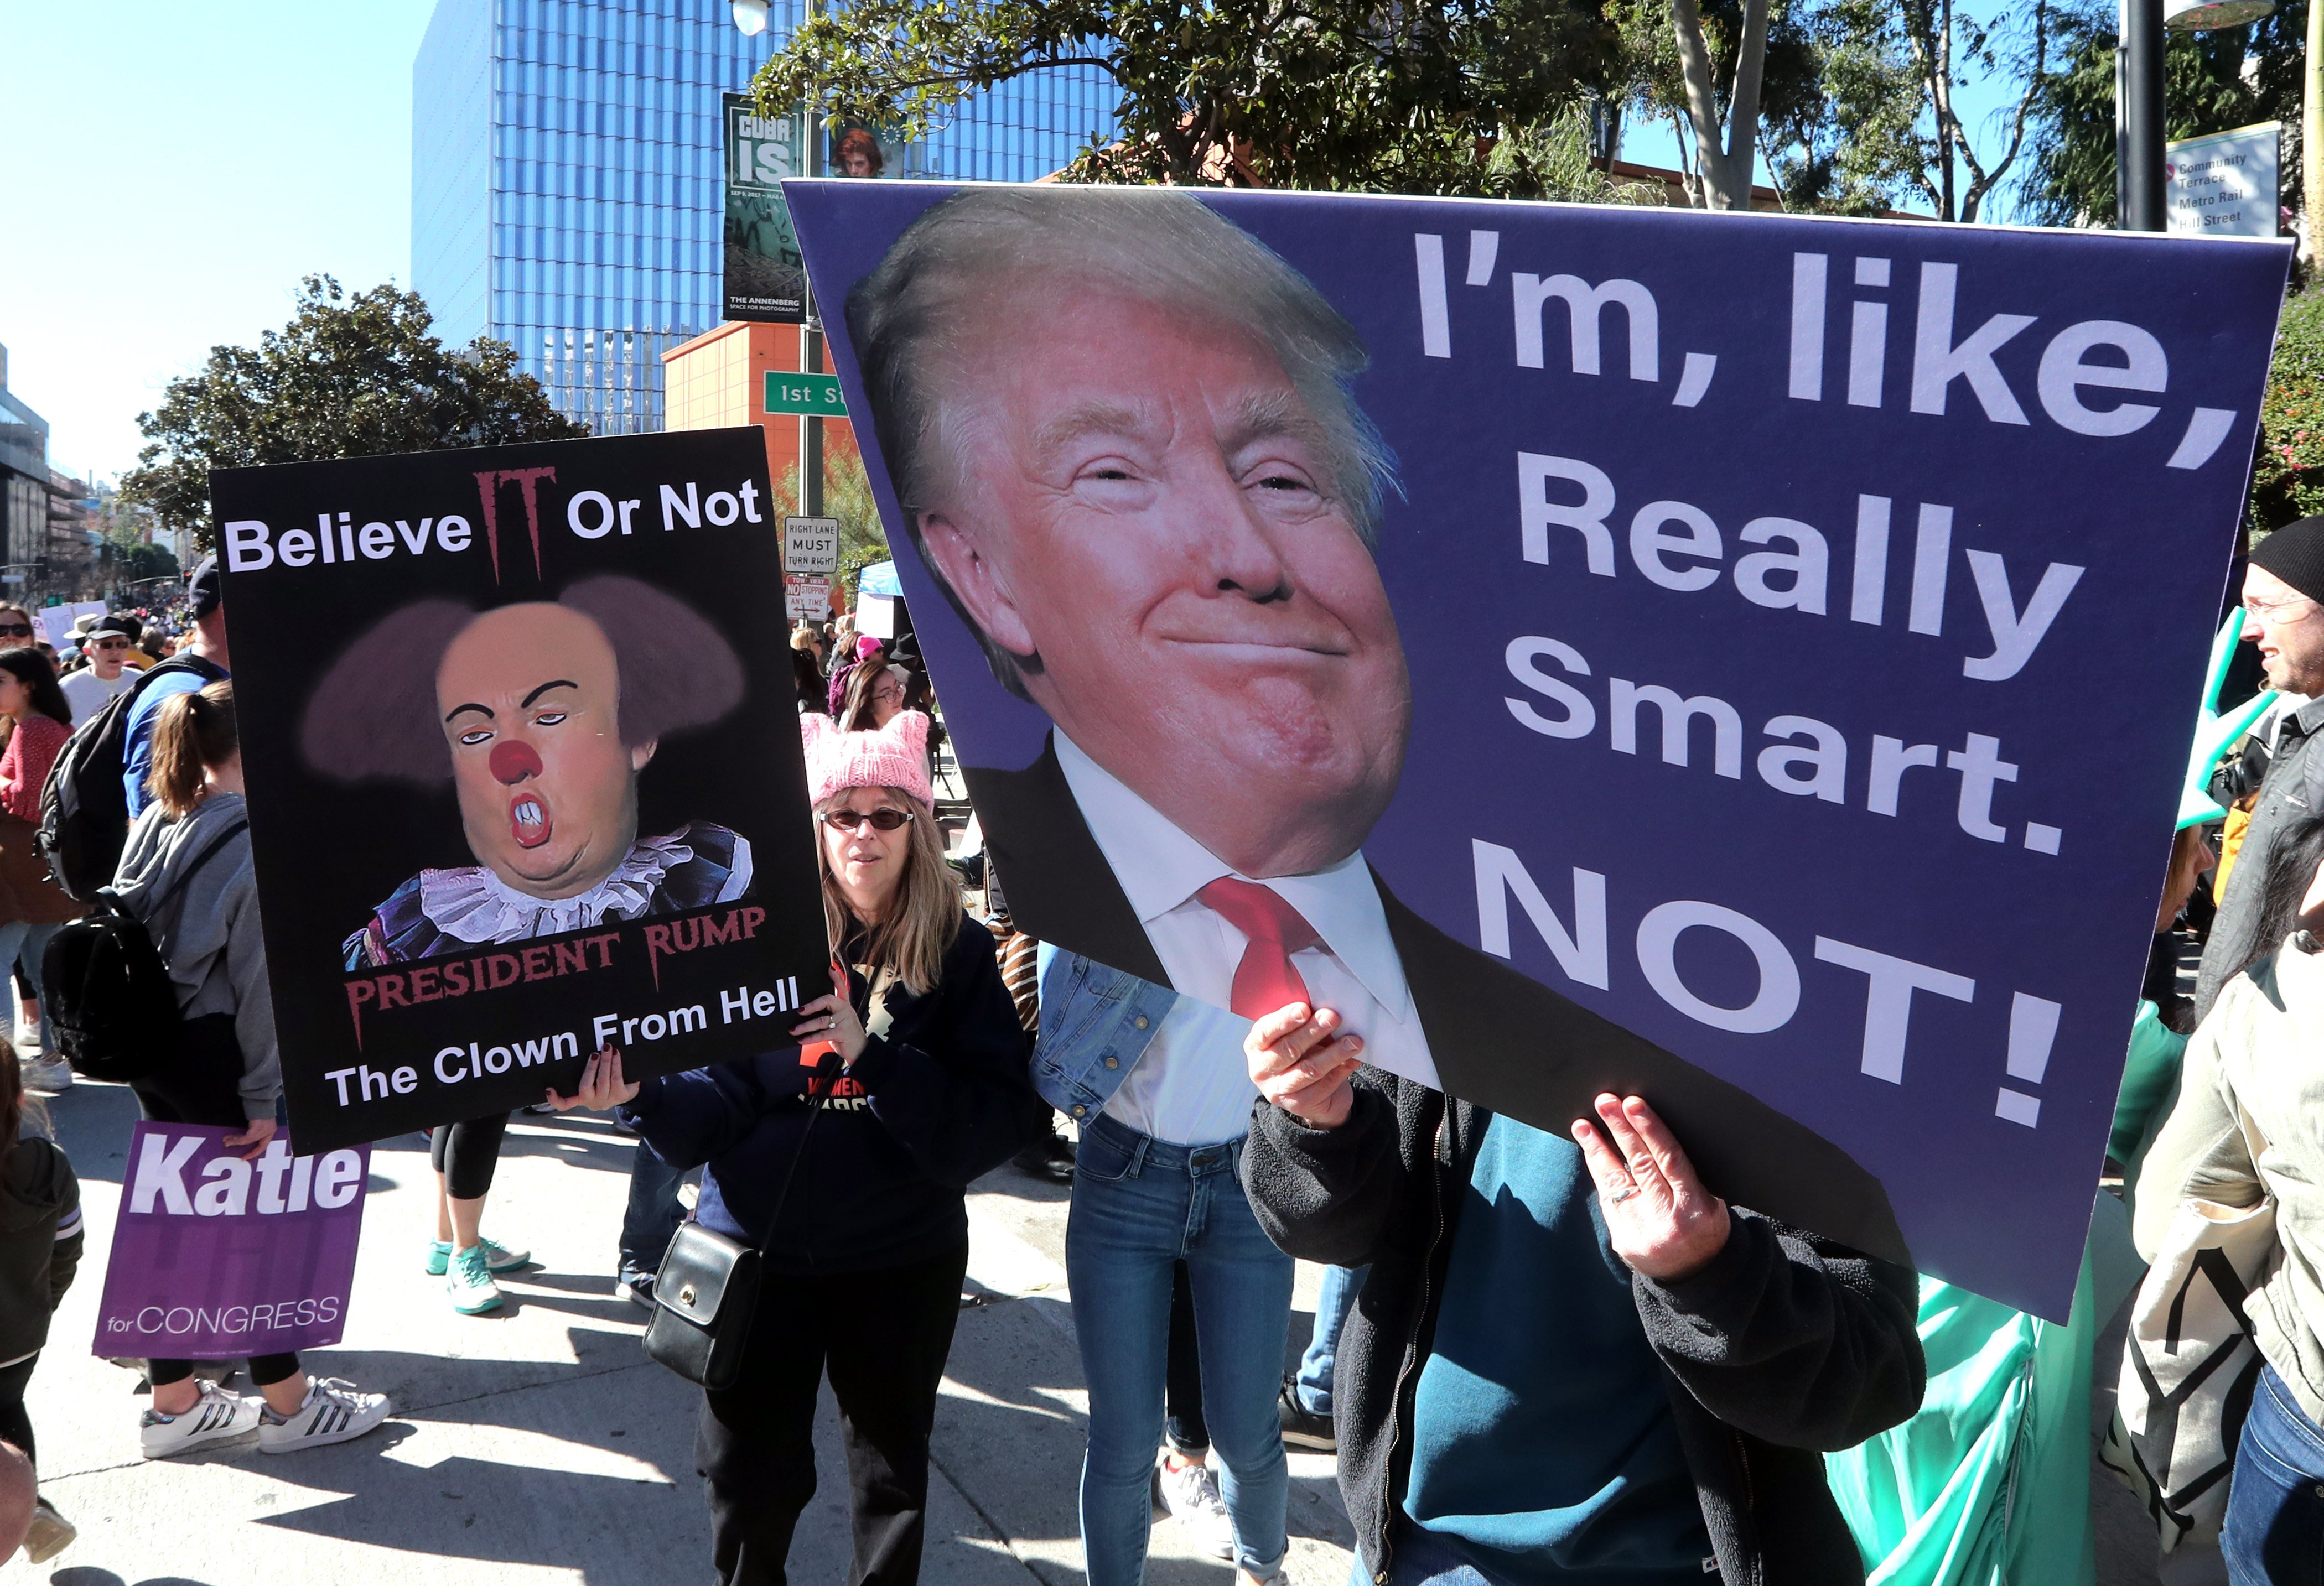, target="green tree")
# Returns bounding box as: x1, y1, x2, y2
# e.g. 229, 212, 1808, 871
781, 448, 893, 593
121, 275, 586, 550
754, 0, 1625, 195
105, 540, 181, 586
1760, 0, 1929, 213
2017, 0, 2306, 228
1488, 109, 1671, 203
1751, 0, 2065, 221
1607, 0, 1825, 207
2252, 292, 2324, 536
